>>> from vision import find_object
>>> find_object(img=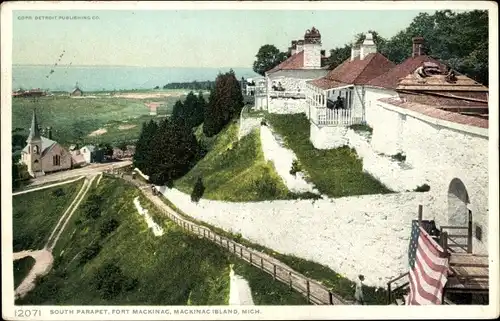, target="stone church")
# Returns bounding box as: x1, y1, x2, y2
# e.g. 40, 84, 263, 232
20, 109, 72, 177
